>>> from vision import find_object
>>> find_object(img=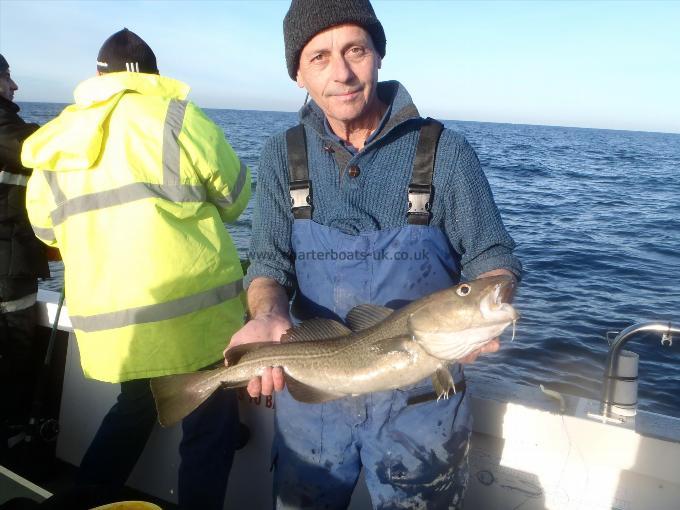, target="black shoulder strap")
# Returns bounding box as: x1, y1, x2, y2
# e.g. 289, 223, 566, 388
407, 118, 444, 225
285, 124, 312, 219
